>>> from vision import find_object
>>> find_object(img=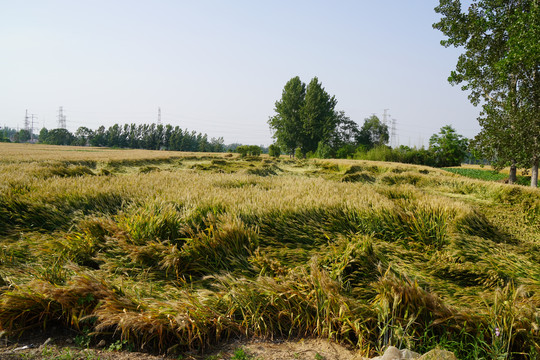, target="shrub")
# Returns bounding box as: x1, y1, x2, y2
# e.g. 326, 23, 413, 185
237, 145, 261, 157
